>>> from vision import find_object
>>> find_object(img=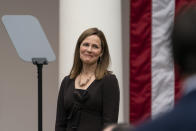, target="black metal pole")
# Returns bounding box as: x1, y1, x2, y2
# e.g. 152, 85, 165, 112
32, 58, 48, 131
37, 64, 43, 131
